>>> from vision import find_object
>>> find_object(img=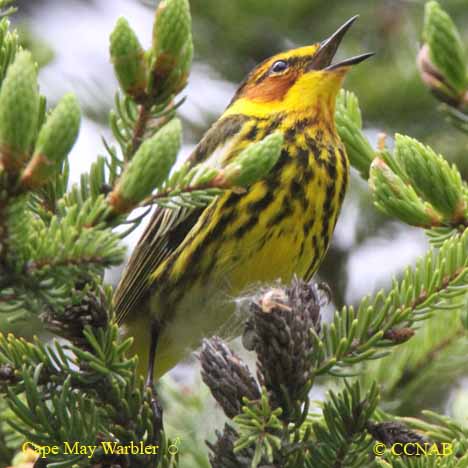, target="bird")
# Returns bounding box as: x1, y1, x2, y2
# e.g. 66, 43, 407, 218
113, 16, 372, 386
